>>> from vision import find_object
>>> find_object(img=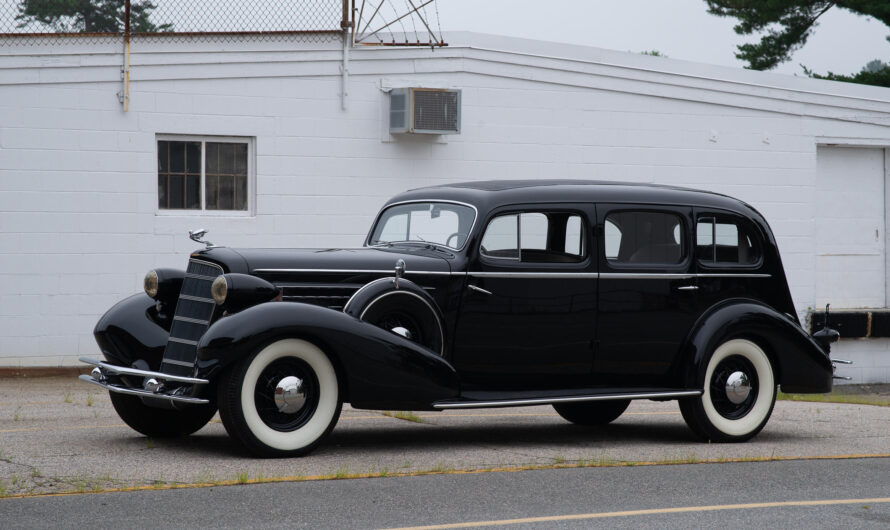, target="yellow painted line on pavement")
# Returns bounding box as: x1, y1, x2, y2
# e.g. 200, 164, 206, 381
384, 497, 890, 529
